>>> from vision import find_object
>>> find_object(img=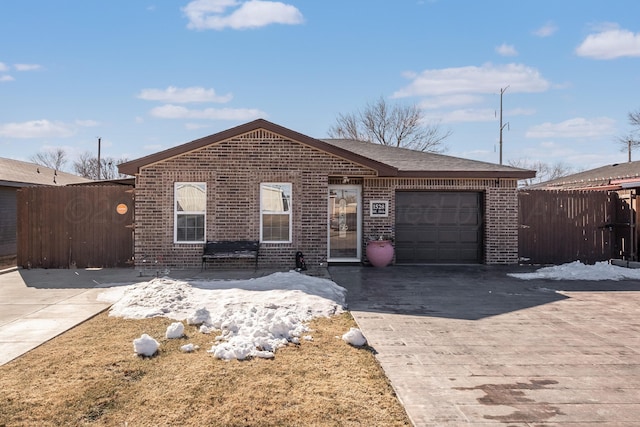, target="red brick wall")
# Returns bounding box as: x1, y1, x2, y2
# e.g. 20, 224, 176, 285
133, 131, 521, 269
484, 185, 520, 264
